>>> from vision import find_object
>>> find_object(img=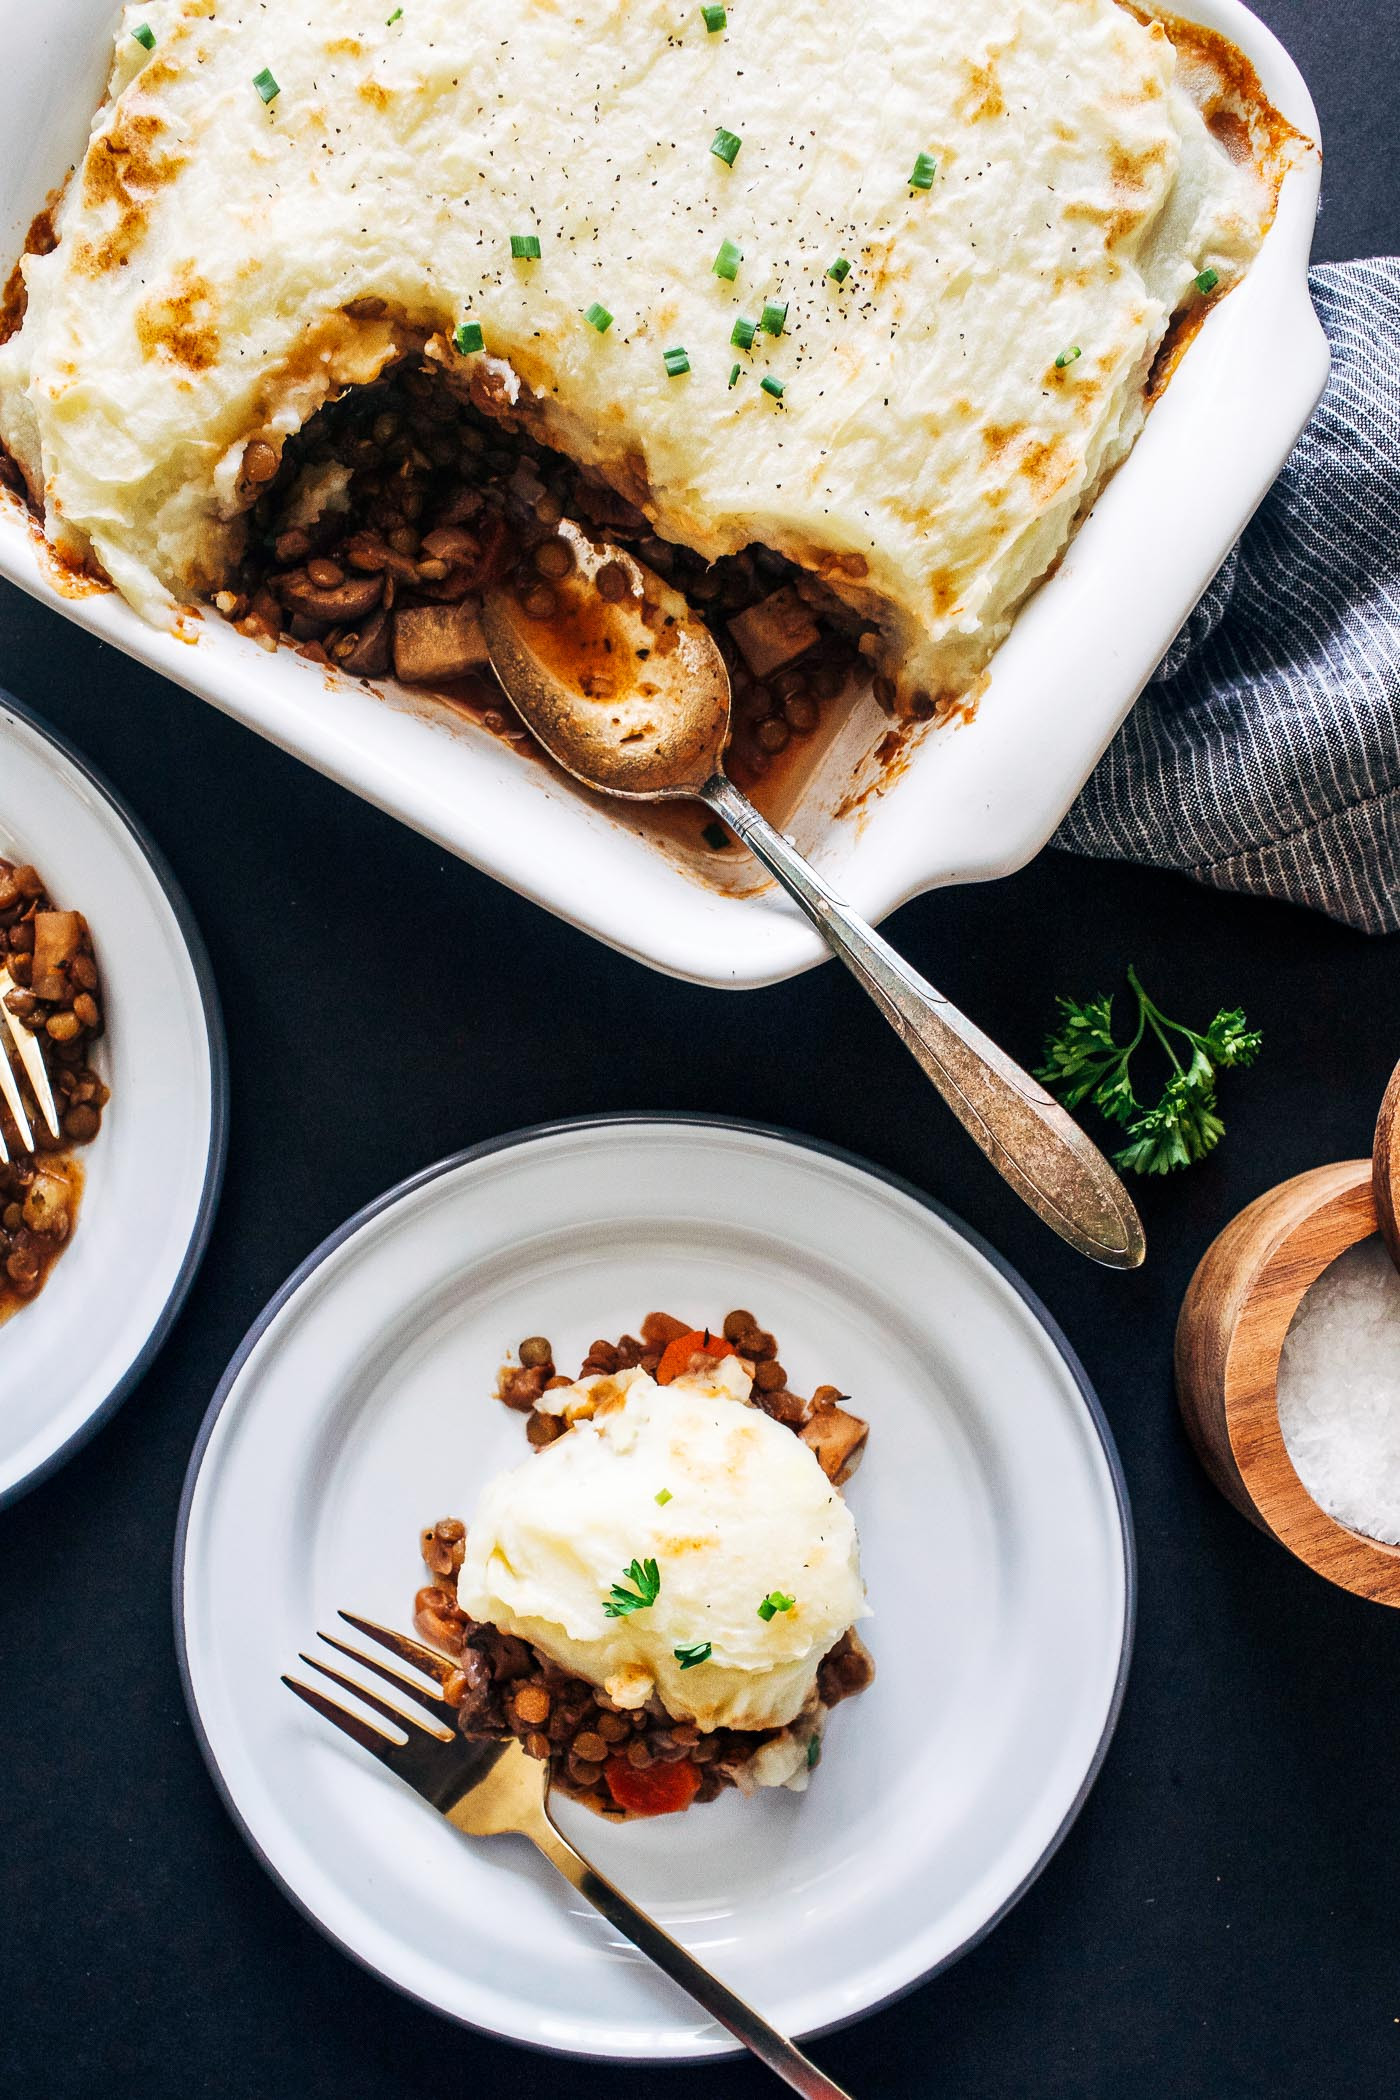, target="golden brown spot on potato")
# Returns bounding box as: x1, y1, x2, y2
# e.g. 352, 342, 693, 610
928, 570, 962, 617
1206, 105, 1252, 164
140, 57, 182, 91
135, 263, 220, 371
1061, 196, 1142, 249
1018, 436, 1077, 503
75, 108, 186, 275
358, 80, 392, 110
326, 38, 365, 57
957, 56, 1005, 123
660, 1536, 716, 1556
980, 422, 1024, 461
1108, 138, 1168, 193
862, 238, 909, 297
